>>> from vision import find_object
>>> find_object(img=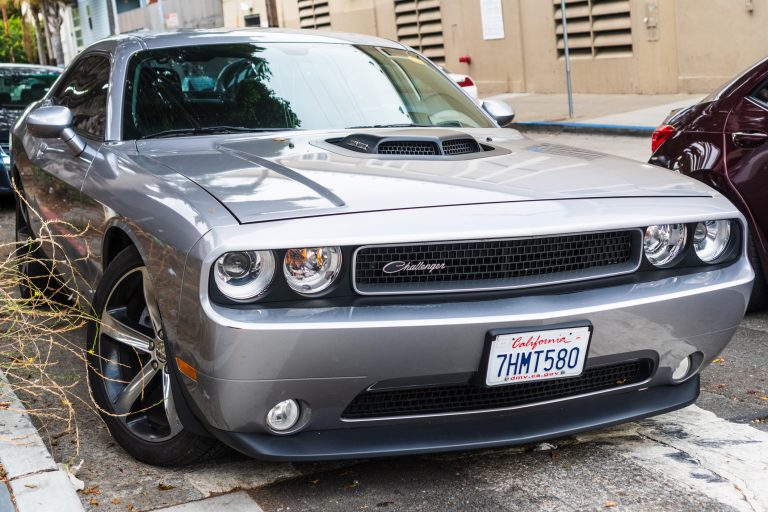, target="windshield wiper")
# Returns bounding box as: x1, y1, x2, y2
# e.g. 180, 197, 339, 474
345, 121, 466, 129
345, 123, 433, 129
140, 126, 300, 139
